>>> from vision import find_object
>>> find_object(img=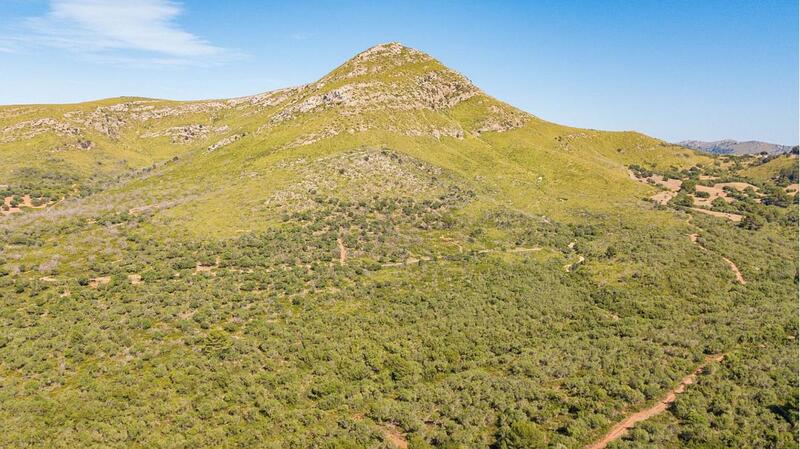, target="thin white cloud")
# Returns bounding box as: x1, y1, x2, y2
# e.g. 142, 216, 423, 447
0, 37, 21, 53
18, 0, 235, 65
289, 32, 315, 41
